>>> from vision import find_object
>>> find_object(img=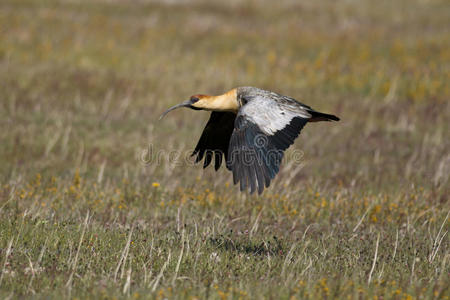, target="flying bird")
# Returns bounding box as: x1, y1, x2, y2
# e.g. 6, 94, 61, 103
160, 87, 339, 194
